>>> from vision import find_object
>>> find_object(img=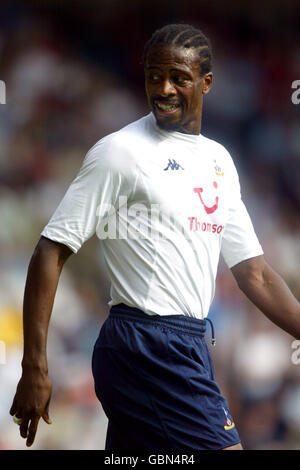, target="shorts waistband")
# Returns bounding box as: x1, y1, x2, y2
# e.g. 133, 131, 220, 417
109, 303, 216, 343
